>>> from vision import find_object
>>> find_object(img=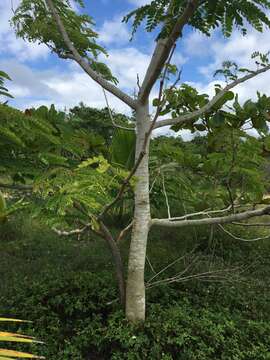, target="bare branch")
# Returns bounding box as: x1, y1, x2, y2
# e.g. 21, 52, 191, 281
146, 255, 156, 275
54, 214, 126, 306
53, 224, 90, 236
102, 88, 135, 131
136, 74, 141, 92
10, 0, 15, 14
162, 173, 171, 219
154, 63, 270, 129
232, 221, 270, 227
99, 220, 126, 306
146, 246, 198, 285
45, 0, 137, 110
147, 253, 200, 288
116, 221, 133, 244
149, 172, 159, 193
168, 205, 235, 222
146, 266, 242, 289
151, 205, 270, 228
139, 0, 199, 103
218, 224, 270, 242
